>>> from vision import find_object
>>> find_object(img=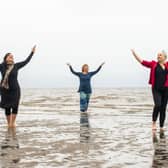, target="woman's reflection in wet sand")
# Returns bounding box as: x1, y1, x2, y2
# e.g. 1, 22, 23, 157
152, 130, 168, 168
80, 112, 90, 159
80, 112, 90, 143
1, 128, 20, 168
